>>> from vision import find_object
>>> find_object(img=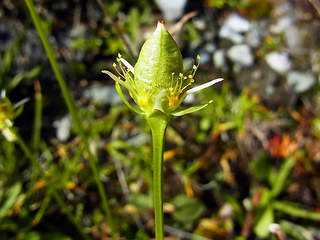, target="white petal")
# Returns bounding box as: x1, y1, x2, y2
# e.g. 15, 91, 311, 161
120, 58, 135, 74
187, 78, 223, 94
1, 90, 6, 98
13, 98, 30, 109
269, 224, 280, 234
